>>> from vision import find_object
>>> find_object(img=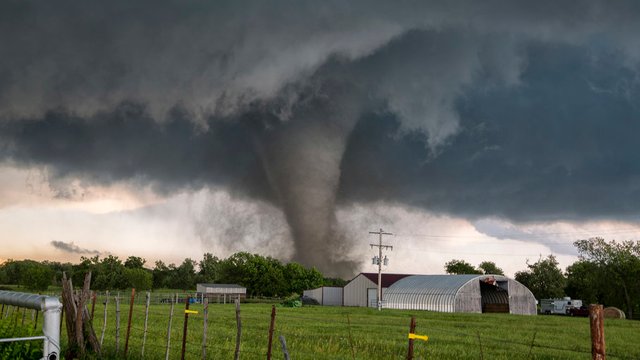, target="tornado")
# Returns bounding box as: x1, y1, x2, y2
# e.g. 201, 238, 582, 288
256, 82, 364, 276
